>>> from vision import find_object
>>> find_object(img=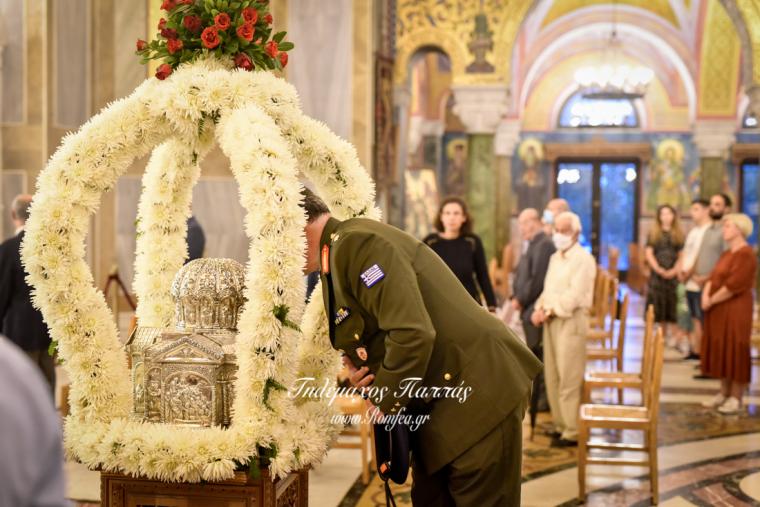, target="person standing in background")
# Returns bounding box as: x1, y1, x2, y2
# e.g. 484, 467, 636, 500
700, 214, 757, 414
541, 198, 570, 236
532, 211, 596, 447
0, 195, 55, 393
645, 204, 684, 345
424, 197, 497, 311
185, 215, 206, 263
512, 208, 556, 412
691, 193, 730, 378
679, 198, 711, 360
